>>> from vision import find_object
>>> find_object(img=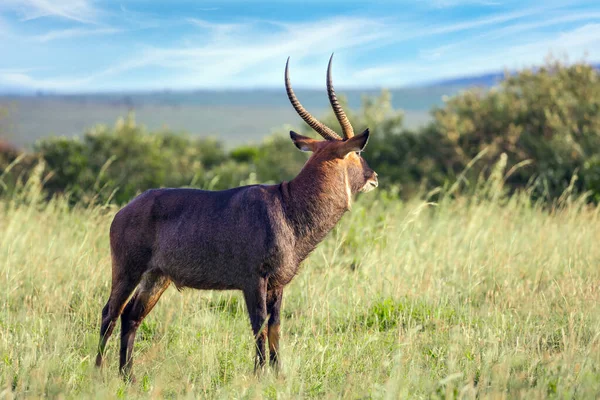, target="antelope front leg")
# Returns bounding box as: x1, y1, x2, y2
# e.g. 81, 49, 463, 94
243, 278, 268, 372
267, 288, 283, 370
